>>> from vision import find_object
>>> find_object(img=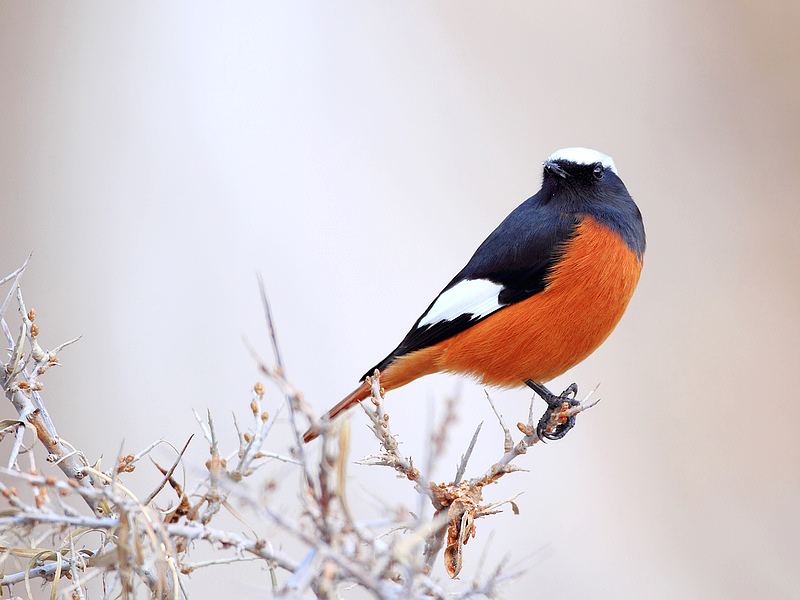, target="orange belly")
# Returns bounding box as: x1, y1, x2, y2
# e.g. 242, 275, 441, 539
428, 216, 643, 387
